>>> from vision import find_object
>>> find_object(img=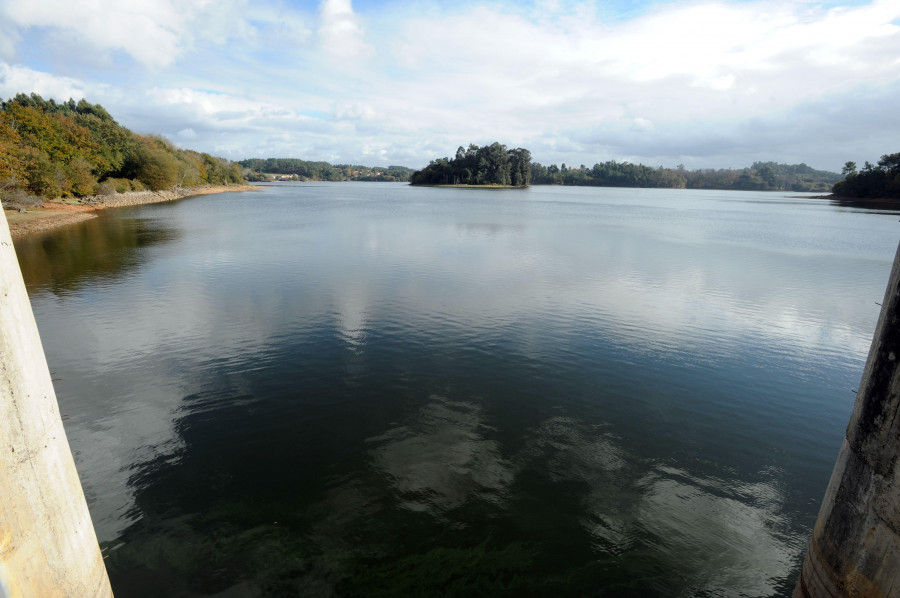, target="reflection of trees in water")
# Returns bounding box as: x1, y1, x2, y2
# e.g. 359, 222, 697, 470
14, 212, 179, 294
